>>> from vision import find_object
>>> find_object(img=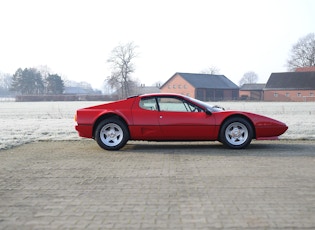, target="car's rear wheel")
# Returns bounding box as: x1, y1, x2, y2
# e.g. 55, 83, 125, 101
220, 117, 253, 149
95, 118, 129, 150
